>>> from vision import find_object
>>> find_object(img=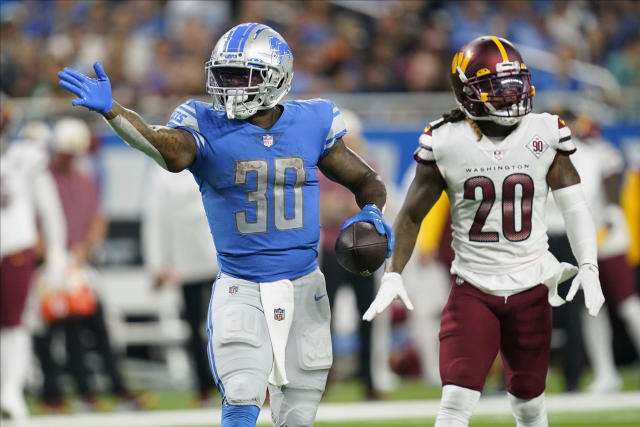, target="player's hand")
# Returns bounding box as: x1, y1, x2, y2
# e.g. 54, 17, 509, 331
341, 204, 394, 258
566, 264, 604, 316
58, 62, 114, 114
153, 270, 181, 291
362, 272, 413, 321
